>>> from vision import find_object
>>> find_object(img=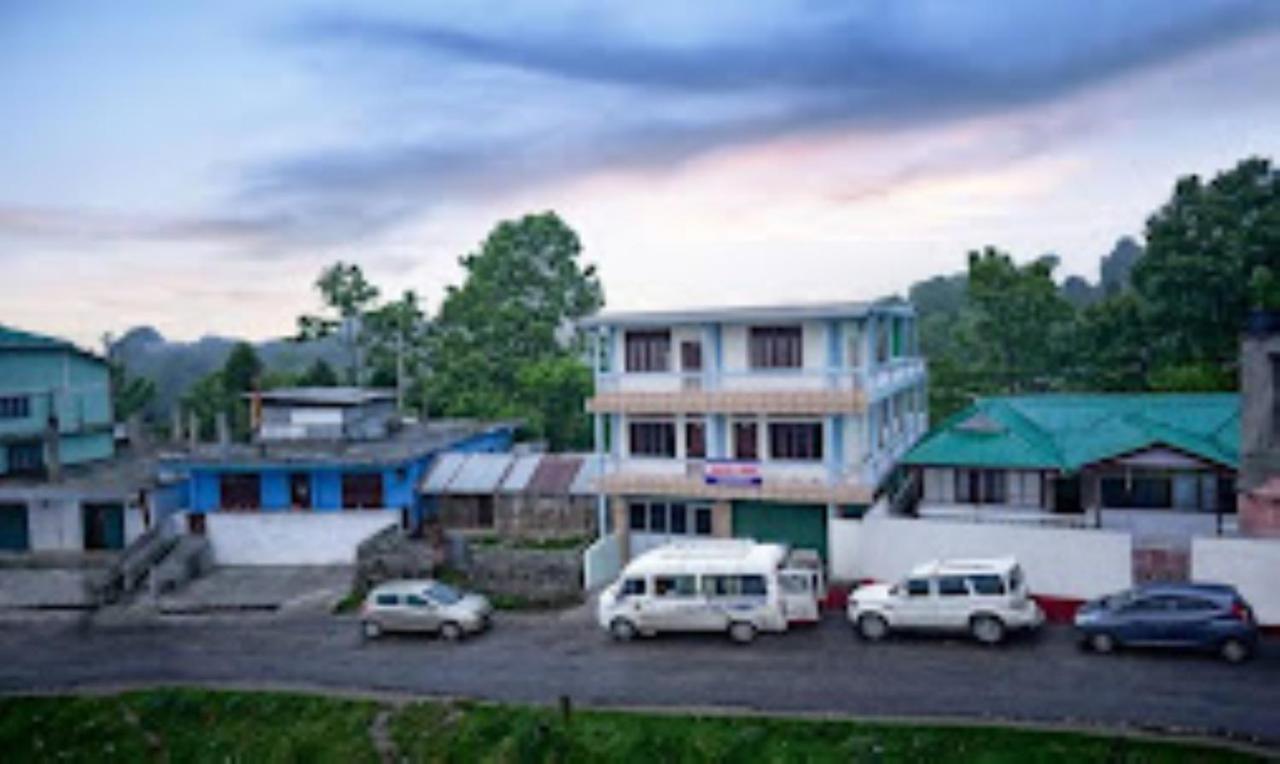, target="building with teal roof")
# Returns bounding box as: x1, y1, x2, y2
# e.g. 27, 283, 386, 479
902, 394, 1238, 532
